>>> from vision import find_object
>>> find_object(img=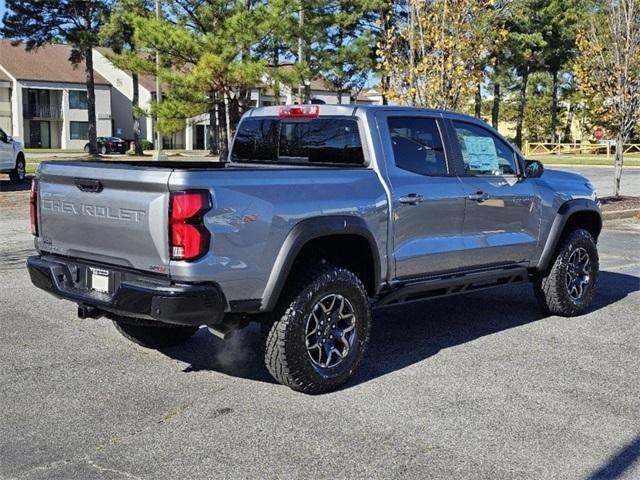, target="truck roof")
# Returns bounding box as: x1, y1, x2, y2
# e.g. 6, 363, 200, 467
244, 104, 480, 123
